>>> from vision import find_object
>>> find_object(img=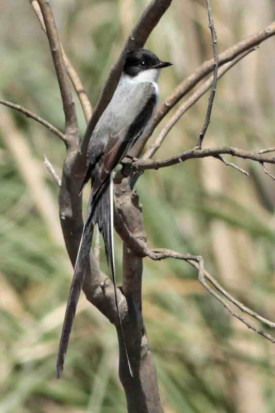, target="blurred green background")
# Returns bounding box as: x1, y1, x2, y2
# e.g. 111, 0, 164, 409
1, 0, 275, 412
